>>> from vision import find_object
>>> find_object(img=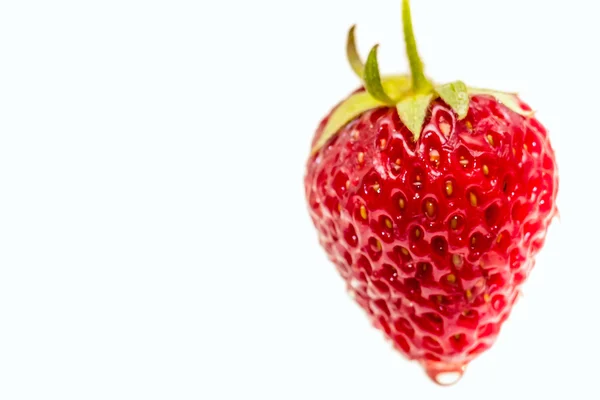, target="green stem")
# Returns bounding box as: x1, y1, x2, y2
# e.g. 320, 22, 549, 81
402, 0, 430, 92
